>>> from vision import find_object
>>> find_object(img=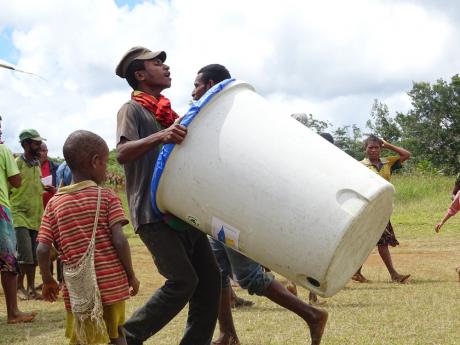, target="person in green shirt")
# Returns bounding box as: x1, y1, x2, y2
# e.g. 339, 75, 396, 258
10, 129, 47, 300
0, 119, 36, 323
